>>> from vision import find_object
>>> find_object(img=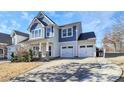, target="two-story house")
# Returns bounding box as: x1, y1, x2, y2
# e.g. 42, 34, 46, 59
7, 12, 96, 59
